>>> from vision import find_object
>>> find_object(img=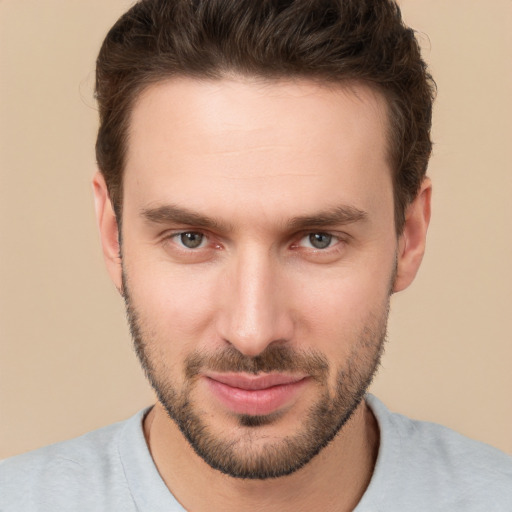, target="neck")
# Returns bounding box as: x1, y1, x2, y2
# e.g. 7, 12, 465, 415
144, 399, 379, 512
